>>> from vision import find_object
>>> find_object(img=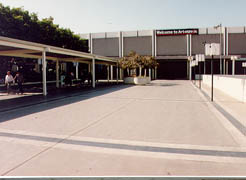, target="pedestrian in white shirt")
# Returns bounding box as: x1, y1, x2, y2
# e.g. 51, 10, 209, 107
5, 71, 15, 94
